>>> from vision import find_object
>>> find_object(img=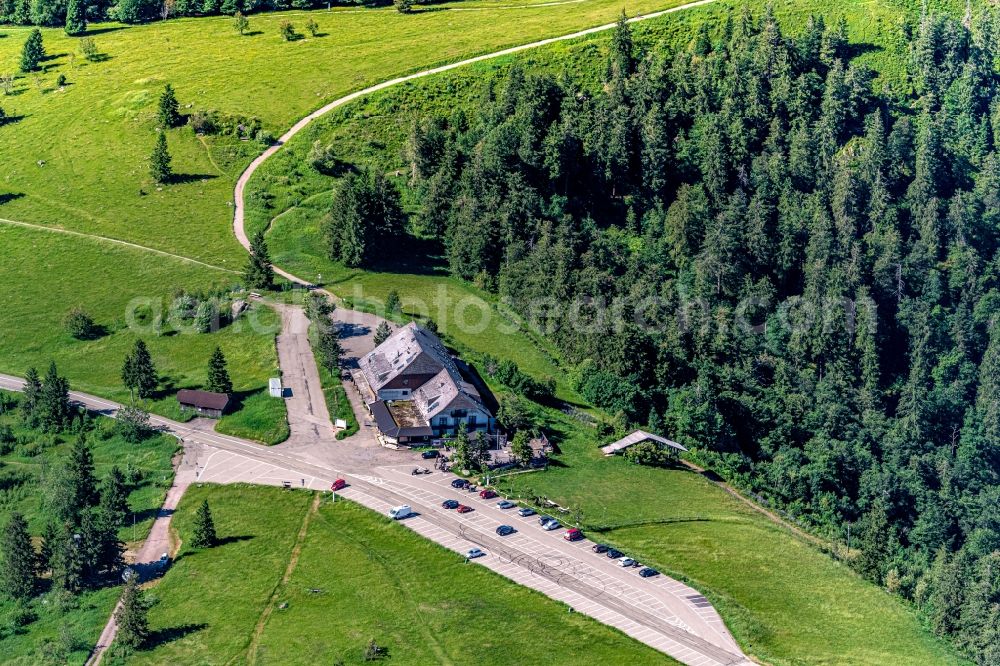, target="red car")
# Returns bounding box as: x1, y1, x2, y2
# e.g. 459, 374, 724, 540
563, 528, 584, 542
456, 505, 474, 514
479, 489, 497, 499
331, 479, 347, 491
